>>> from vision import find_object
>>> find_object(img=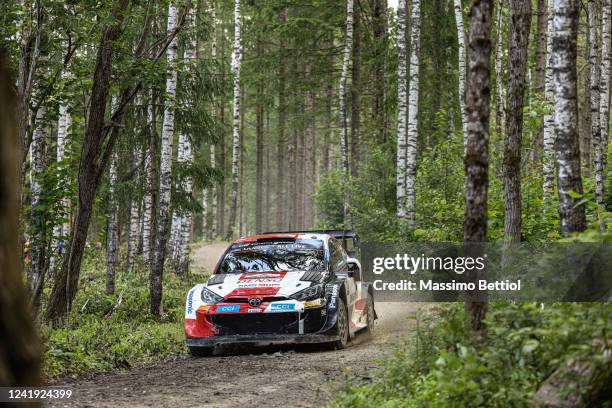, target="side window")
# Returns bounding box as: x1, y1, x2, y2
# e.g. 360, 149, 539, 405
330, 239, 347, 272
